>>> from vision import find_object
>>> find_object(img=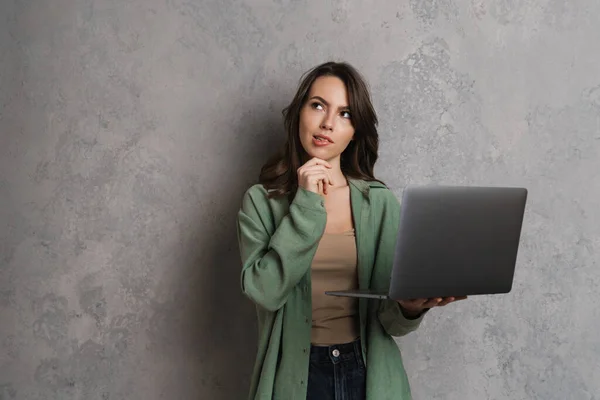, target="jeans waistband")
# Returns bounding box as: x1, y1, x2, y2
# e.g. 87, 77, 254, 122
309, 338, 362, 366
